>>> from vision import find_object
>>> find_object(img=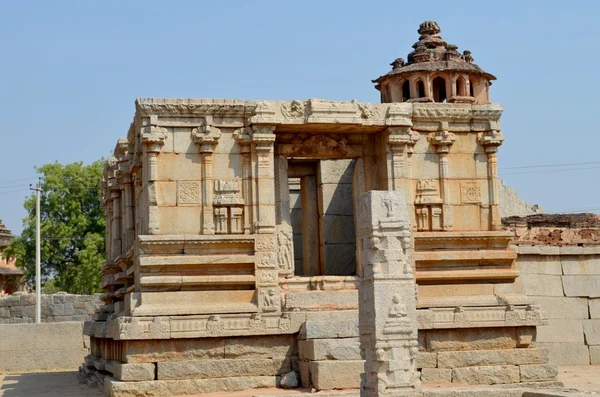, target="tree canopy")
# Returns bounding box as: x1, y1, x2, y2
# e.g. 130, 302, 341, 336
3, 160, 106, 294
